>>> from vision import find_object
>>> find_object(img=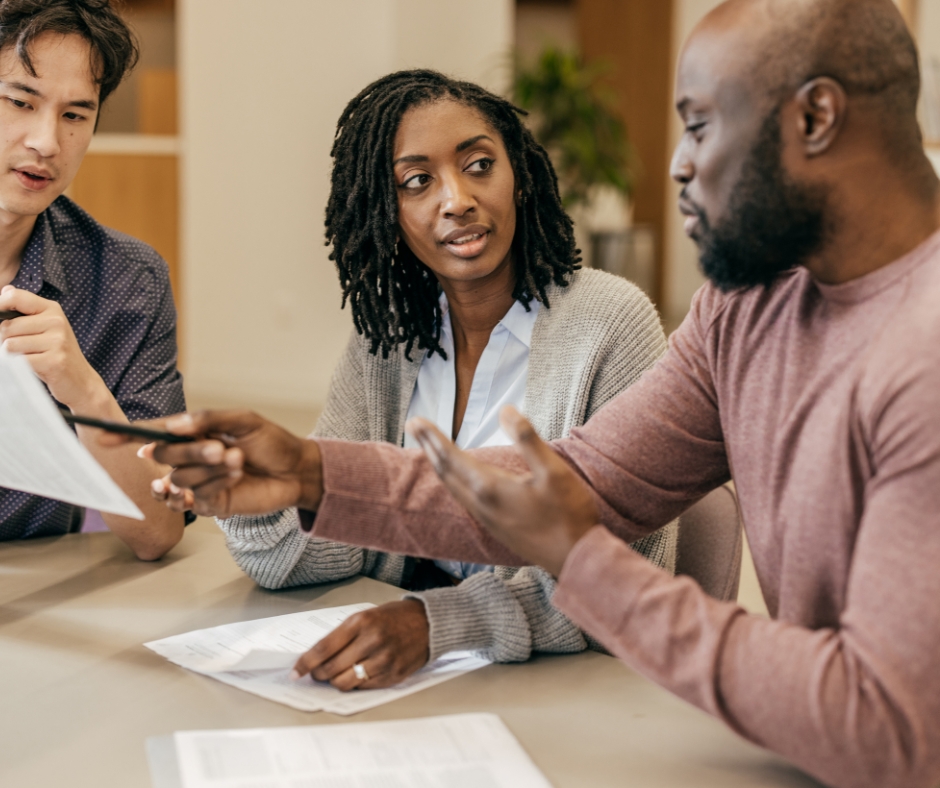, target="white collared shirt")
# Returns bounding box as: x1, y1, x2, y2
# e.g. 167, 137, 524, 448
404, 294, 540, 579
